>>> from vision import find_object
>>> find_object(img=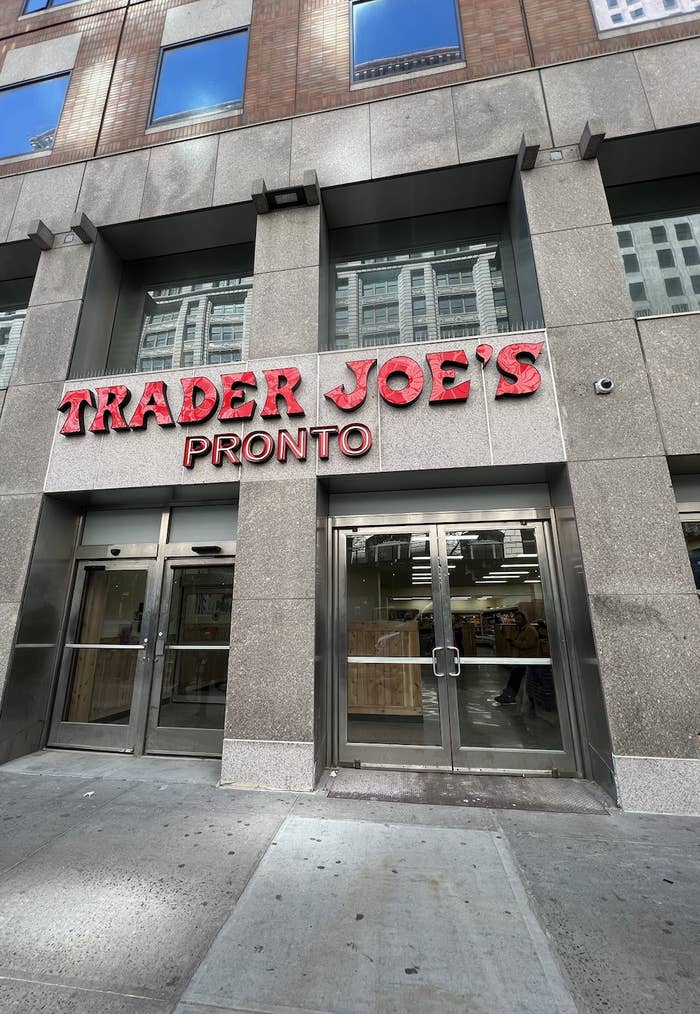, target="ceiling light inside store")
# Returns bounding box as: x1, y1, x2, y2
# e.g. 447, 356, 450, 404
524, 579, 542, 584
501, 564, 539, 568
